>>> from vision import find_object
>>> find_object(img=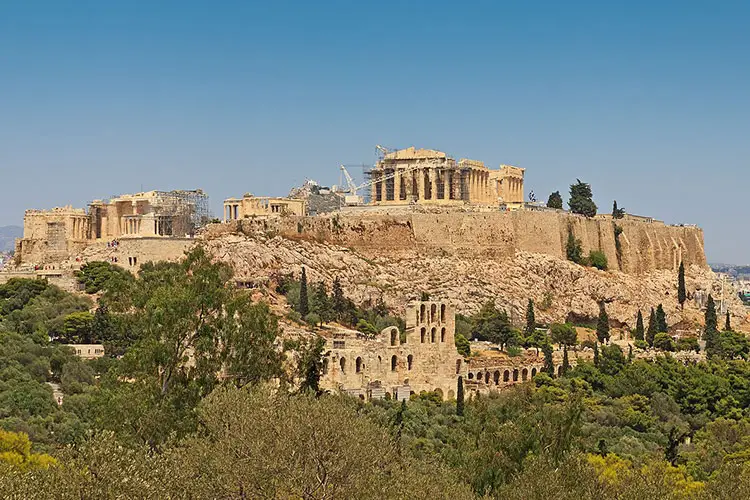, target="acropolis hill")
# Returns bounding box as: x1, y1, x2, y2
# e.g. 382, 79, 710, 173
3, 146, 740, 332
